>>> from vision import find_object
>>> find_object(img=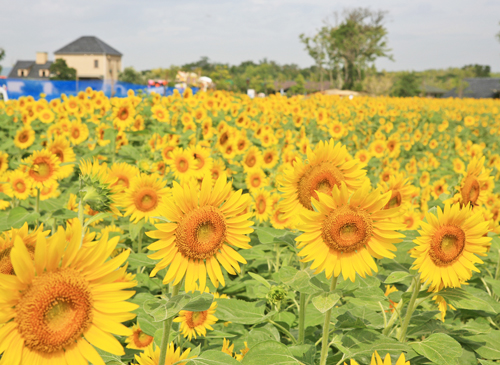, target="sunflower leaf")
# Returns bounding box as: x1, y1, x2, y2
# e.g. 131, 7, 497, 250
7, 206, 39, 228
185, 350, 240, 365
248, 272, 271, 289
255, 227, 288, 244
240, 340, 301, 364
384, 271, 412, 284
439, 287, 497, 314
312, 292, 341, 313
410, 333, 462, 364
